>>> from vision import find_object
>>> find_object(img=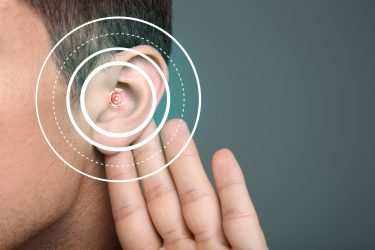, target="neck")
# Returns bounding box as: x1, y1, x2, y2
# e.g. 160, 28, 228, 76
19, 172, 121, 249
